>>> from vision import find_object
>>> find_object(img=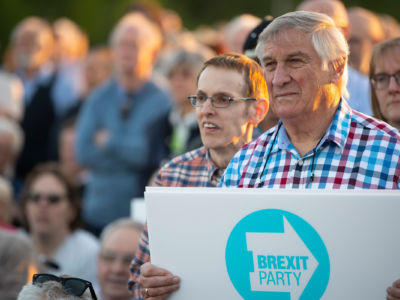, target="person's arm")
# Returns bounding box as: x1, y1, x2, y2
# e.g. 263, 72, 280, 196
138, 263, 180, 300
387, 279, 400, 300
